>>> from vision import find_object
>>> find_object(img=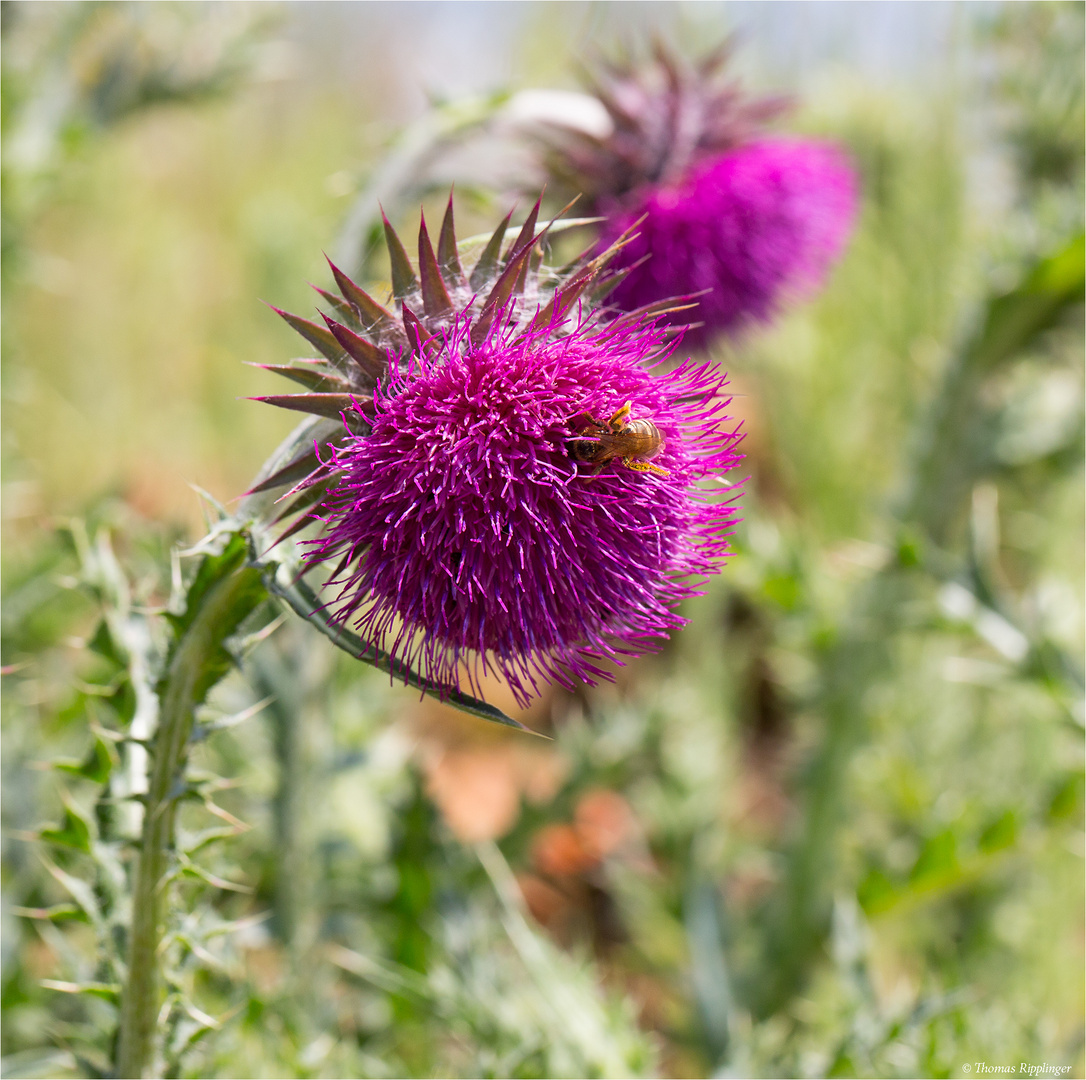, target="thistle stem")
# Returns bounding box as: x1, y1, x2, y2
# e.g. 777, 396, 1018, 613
751, 236, 1083, 1016
116, 562, 261, 1079
751, 569, 907, 1016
